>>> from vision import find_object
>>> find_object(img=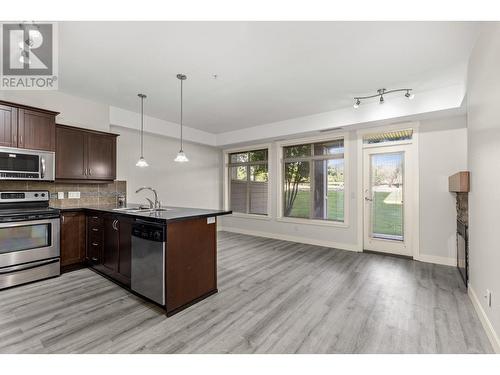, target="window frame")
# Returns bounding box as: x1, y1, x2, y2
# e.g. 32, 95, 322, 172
224, 144, 272, 220
276, 133, 349, 228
